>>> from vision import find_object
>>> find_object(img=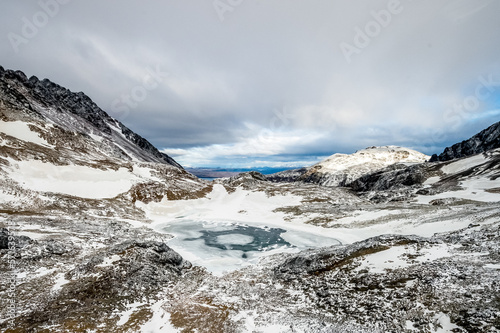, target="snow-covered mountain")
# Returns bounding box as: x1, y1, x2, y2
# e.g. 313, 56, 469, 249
350, 147, 500, 203
430, 121, 500, 162
1, 66, 500, 332
0, 67, 211, 213
298, 146, 429, 187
